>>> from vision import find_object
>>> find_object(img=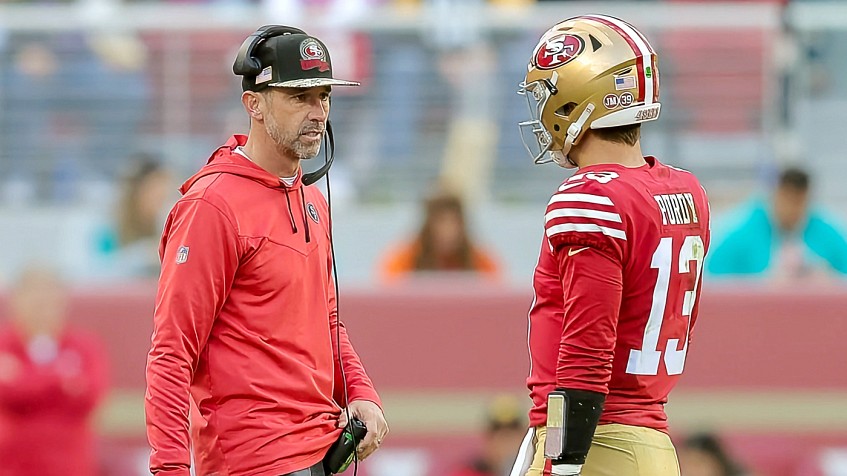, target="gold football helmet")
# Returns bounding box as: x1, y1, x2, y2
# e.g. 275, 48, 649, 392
518, 14, 661, 168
